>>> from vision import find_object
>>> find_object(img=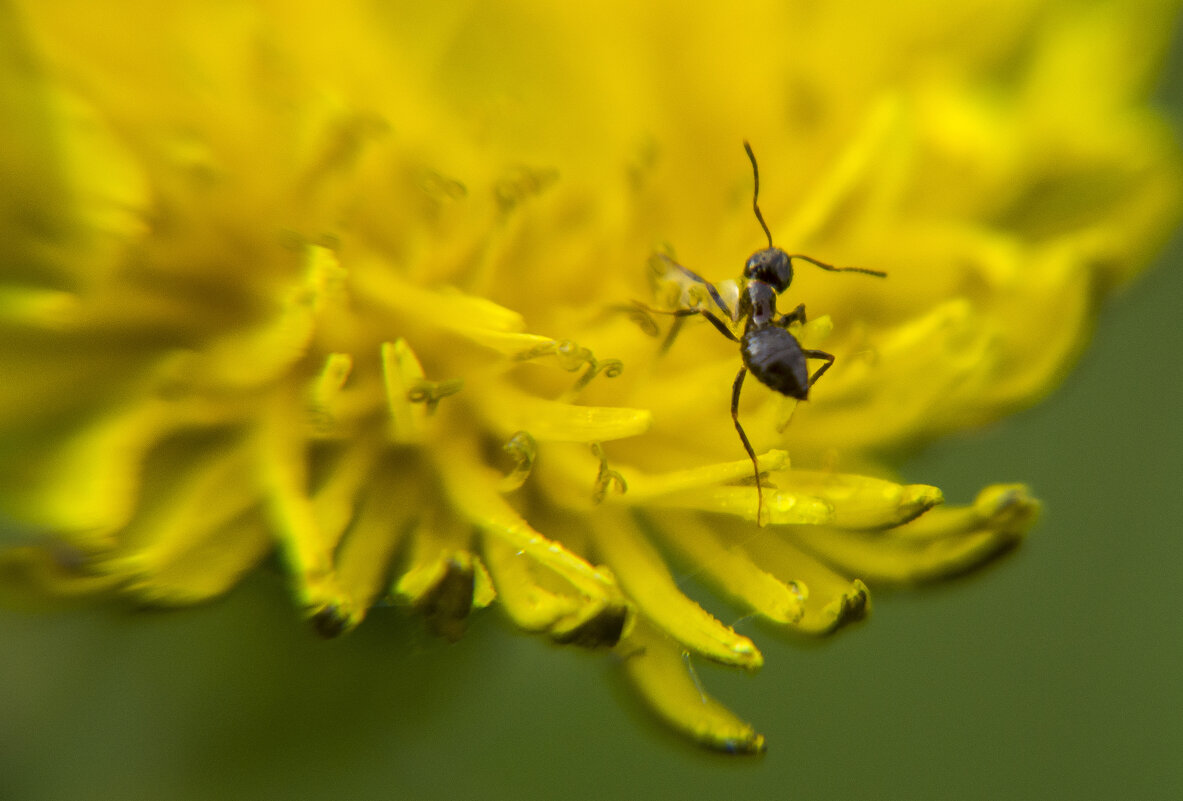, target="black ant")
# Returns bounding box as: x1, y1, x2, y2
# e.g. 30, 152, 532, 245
647, 141, 886, 524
